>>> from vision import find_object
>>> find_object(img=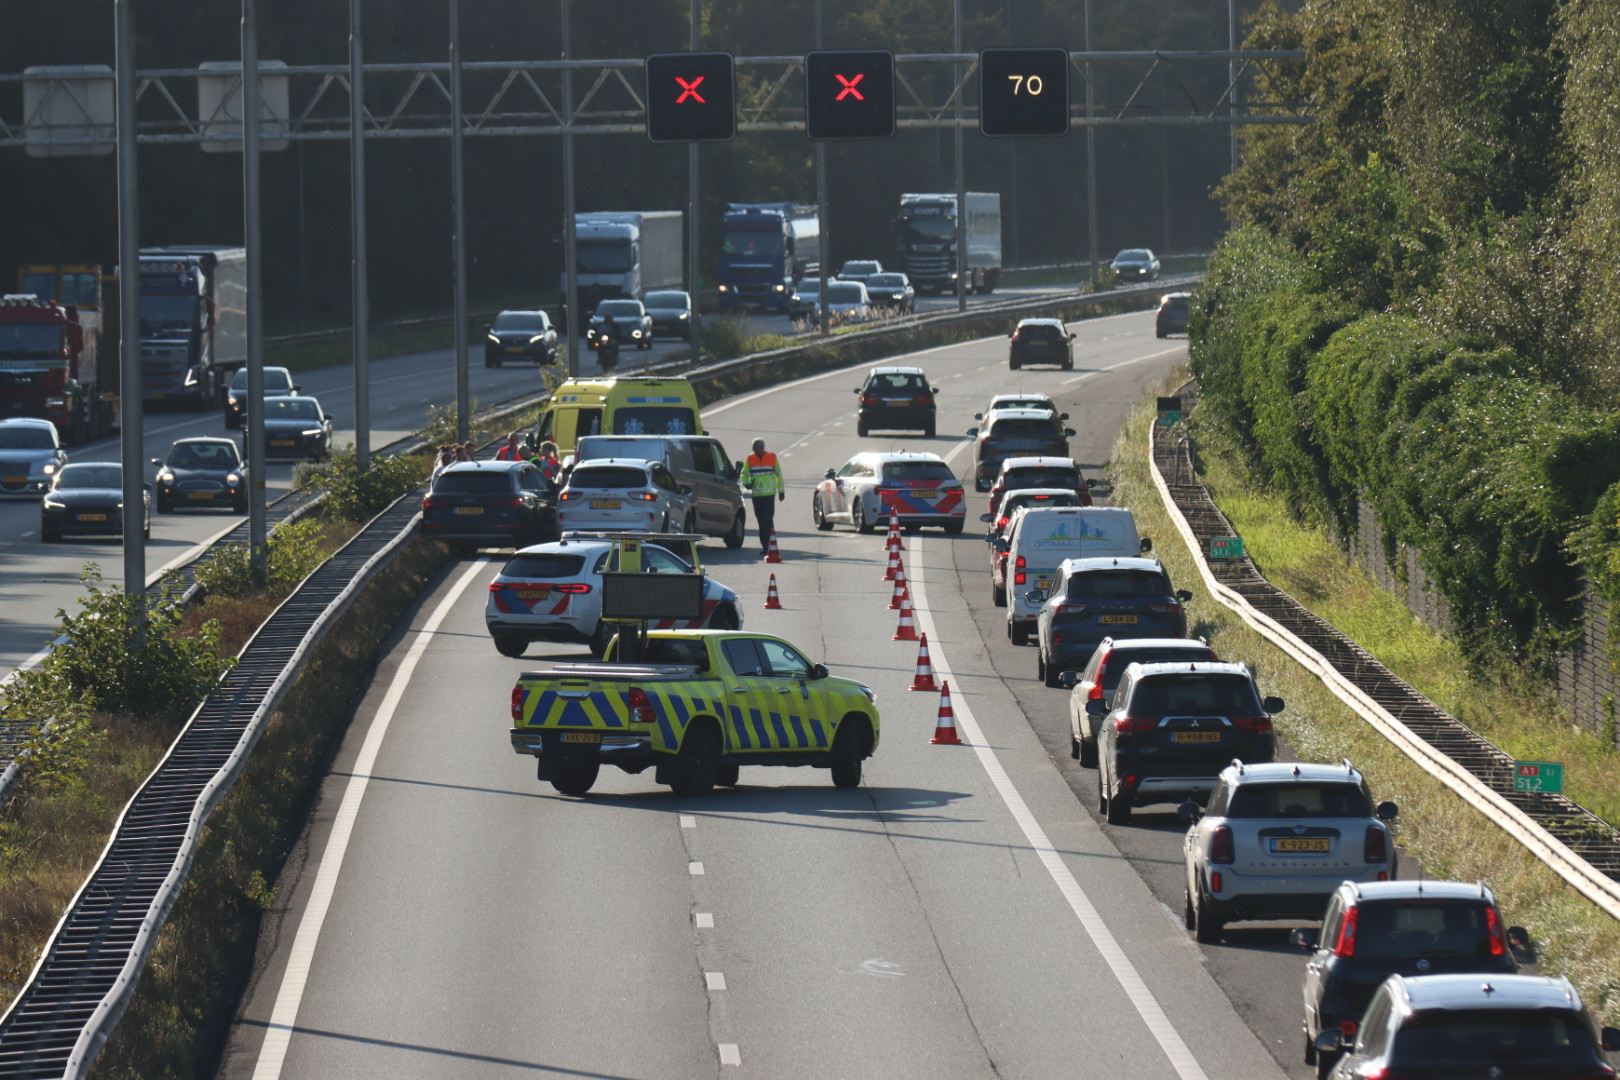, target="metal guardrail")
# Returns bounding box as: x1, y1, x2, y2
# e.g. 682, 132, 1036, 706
1148, 380, 1620, 921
